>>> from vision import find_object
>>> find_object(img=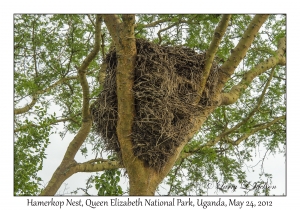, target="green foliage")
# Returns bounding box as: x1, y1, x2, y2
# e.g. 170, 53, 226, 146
14, 112, 52, 195
94, 169, 123, 196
